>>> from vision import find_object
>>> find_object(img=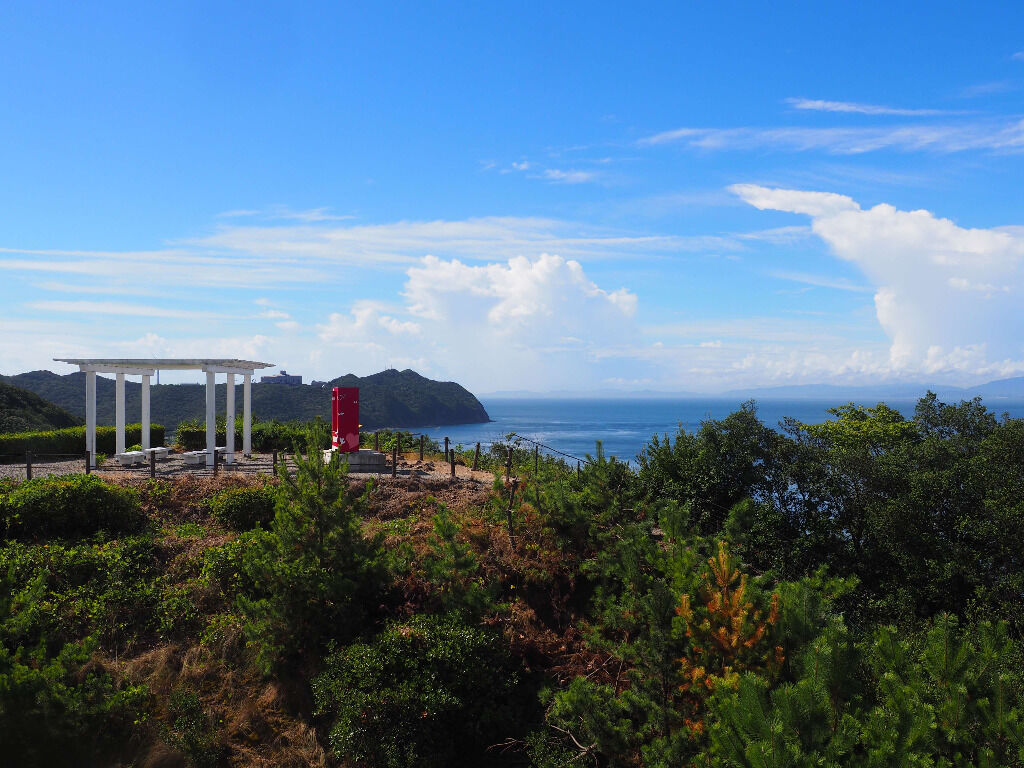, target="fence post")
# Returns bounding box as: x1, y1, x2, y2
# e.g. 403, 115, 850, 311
392, 443, 398, 478
419, 434, 425, 461
473, 442, 480, 471
534, 445, 539, 475
272, 450, 278, 472
450, 449, 455, 478
85, 451, 91, 475
506, 479, 518, 545
213, 448, 219, 476
396, 433, 401, 458
374, 432, 380, 451
444, 437, 449, 462
505, 449, 512, 482
150, 451, 156, 479
25, 451, 32, 481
